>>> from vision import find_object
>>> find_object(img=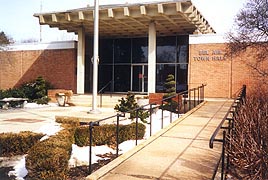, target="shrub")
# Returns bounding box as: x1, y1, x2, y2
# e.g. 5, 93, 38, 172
162, 74, 178, 113
74, 123, 146, 147
20, 76, 52, 104
0, 76, 53, 105
0, 131, 44, 157
55, 116, 80, 127
114, 92, 149, 123
0, 88, 26, 107
26, 128, 75, 180
226, 89, 268, 179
